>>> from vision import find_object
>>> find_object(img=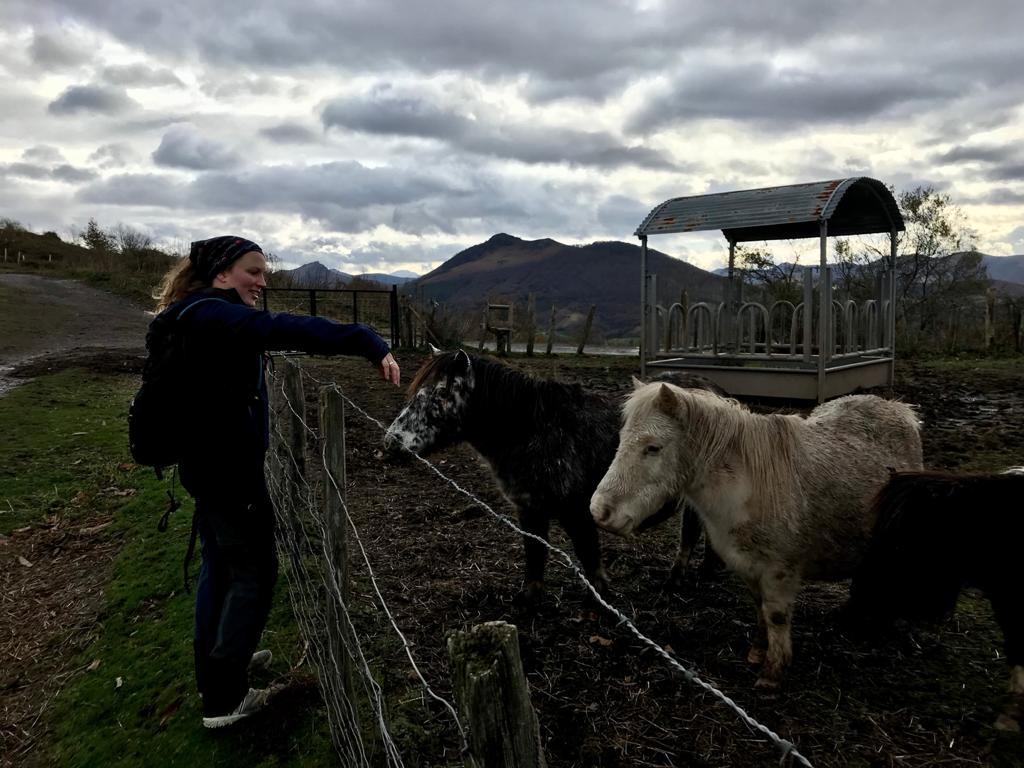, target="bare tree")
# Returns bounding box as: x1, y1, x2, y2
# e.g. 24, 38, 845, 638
113, 224, 153, 271
736, 244, 802, 304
